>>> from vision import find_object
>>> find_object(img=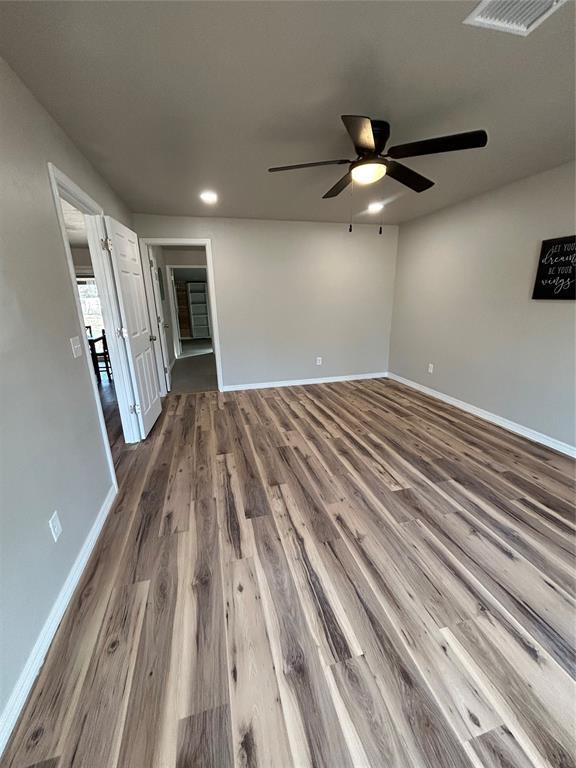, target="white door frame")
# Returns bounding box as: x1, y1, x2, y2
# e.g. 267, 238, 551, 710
138, 238, 224, 391
47, 164, 141, 454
